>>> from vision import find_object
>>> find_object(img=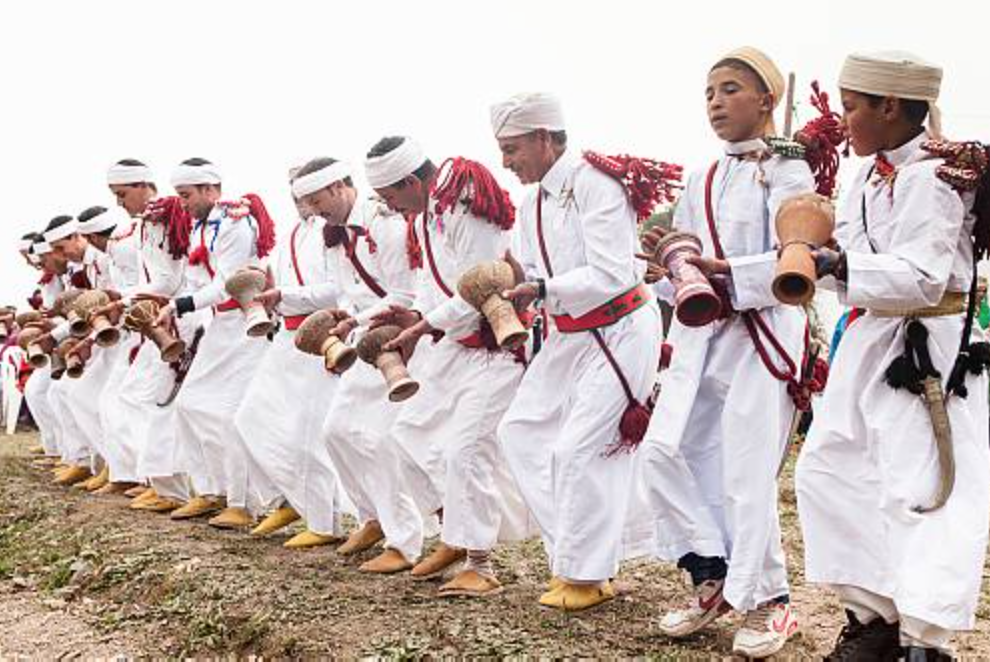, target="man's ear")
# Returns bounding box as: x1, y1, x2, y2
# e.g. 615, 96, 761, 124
882, 96, 900, 122
760, 92, 775, 114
